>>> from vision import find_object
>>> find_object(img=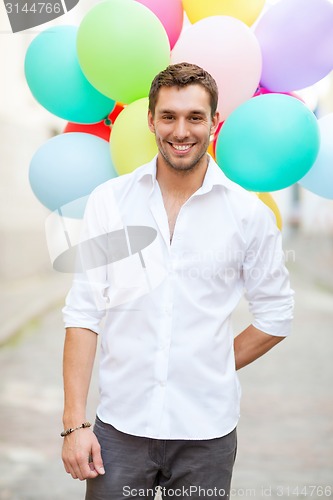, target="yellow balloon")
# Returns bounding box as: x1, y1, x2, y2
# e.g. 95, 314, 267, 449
257, 192, 283, 230
182, 0, 265, 26
110, 98, 157, 175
